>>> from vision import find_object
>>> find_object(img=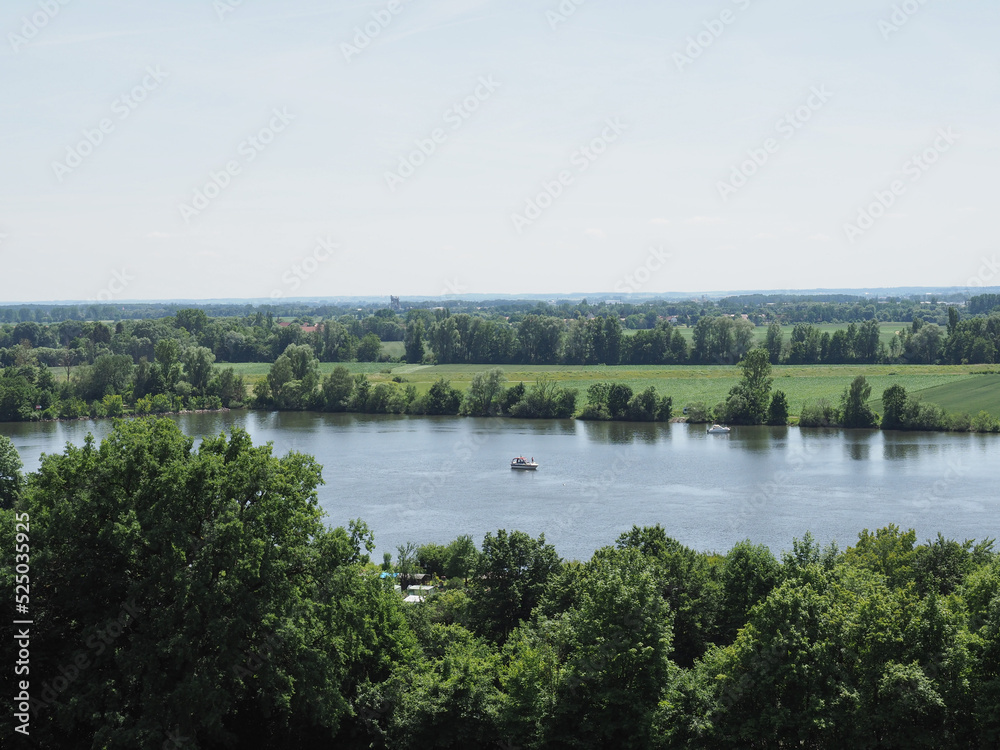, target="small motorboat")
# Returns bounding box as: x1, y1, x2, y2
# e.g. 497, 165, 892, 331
707, 424, 731, 434
511, 456, 538, 470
